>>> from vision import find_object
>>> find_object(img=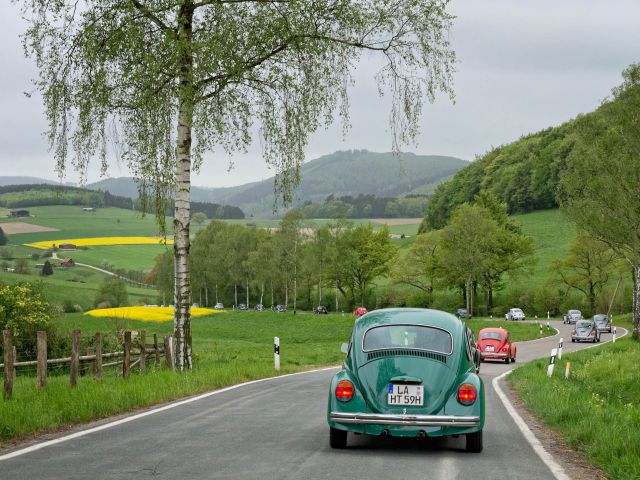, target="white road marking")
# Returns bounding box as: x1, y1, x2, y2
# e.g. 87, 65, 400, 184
492, 371, 571, 480
492, 326, 629, 480
0, 366, 340, 462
